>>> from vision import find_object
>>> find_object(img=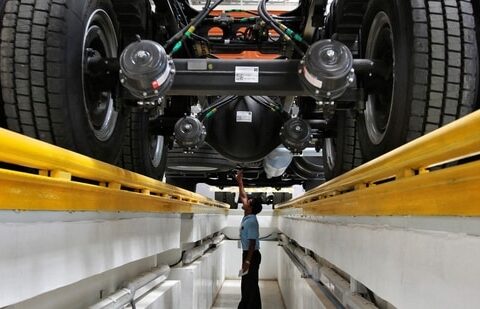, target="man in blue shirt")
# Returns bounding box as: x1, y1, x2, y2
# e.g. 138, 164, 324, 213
236, 170, 262, 309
